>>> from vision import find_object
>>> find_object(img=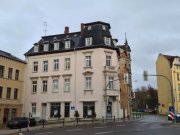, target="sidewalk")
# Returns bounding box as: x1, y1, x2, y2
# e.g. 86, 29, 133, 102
0, 118, 129, 135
